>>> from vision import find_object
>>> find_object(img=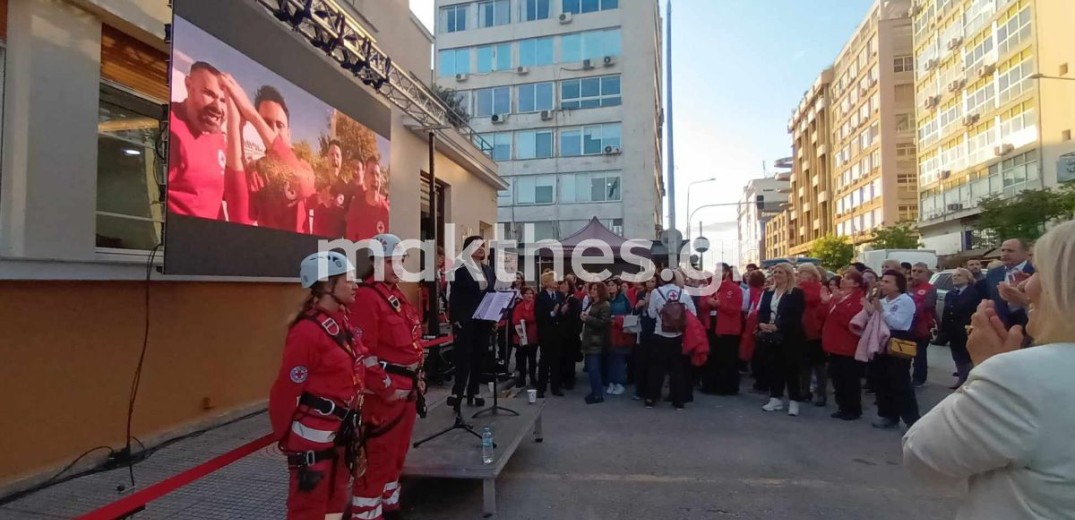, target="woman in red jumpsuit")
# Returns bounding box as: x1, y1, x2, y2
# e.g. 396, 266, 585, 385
349, 234, 425, 520
269, 251, 365, 520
